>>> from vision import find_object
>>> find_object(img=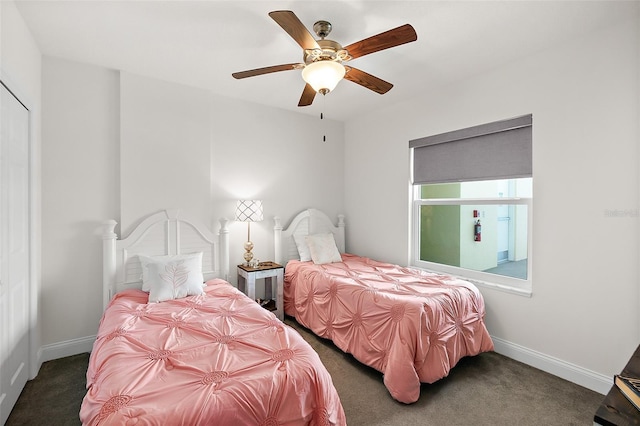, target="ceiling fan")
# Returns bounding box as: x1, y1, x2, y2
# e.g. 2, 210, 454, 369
232, 10, 417, 107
